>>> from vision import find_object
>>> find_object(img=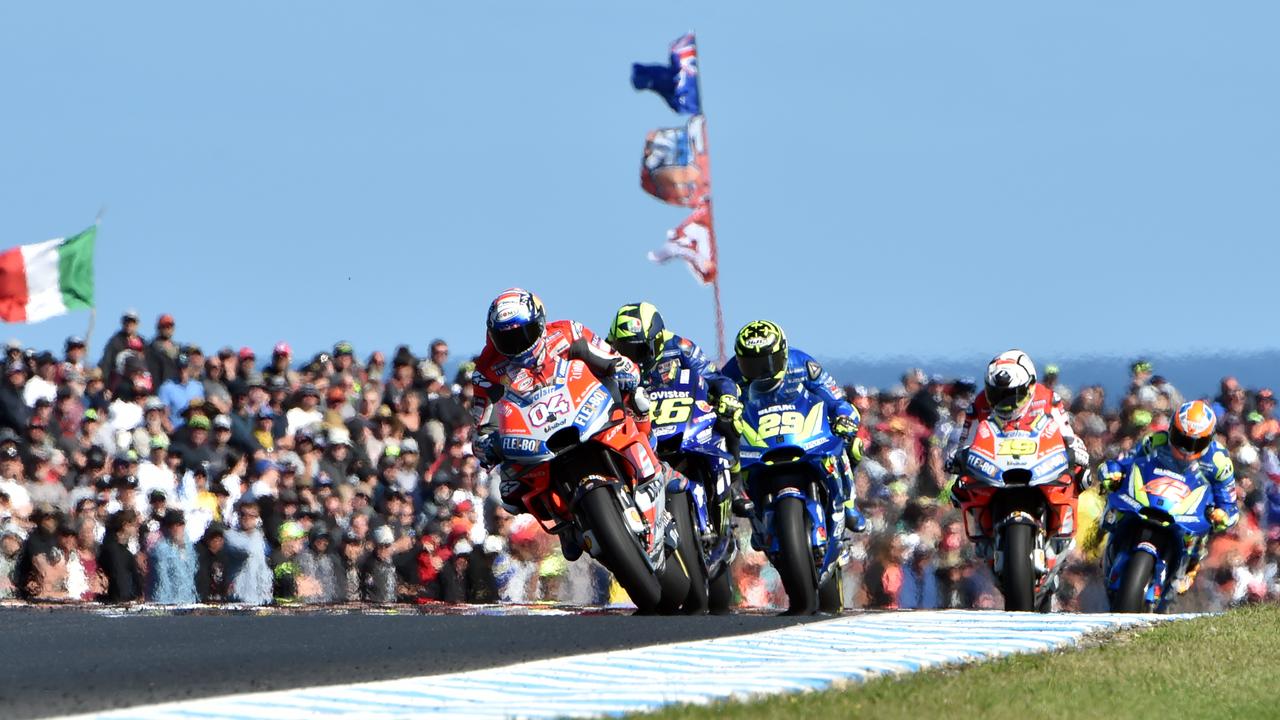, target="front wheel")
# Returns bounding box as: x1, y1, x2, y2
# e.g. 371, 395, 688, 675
670, 490, 709, 614
775, 495, 818, 615
1000, 523, 1036, 612
578, 485, 662, 613
1113, 550, 1155, 613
